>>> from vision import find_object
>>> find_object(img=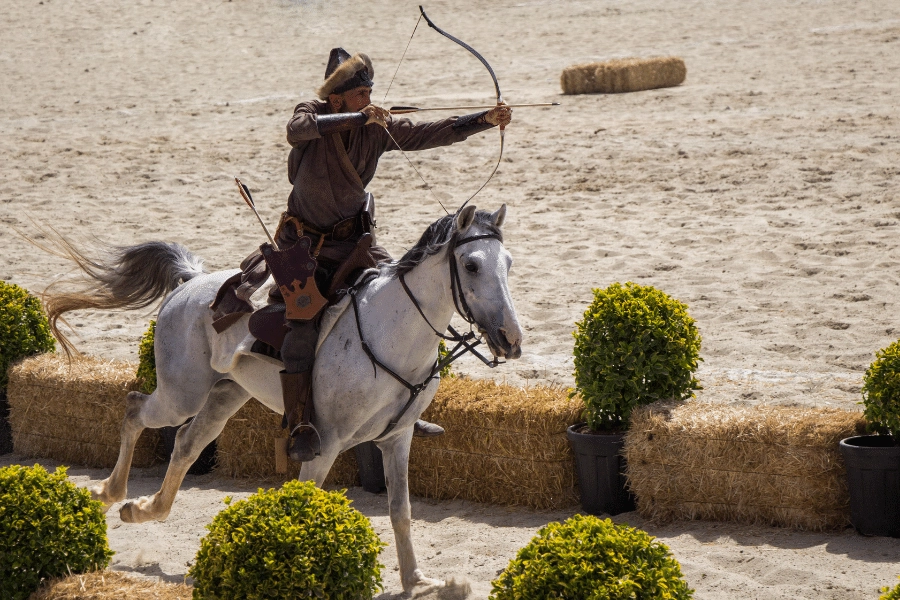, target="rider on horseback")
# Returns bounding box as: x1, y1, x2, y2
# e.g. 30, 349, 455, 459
274, 48, 512, 462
